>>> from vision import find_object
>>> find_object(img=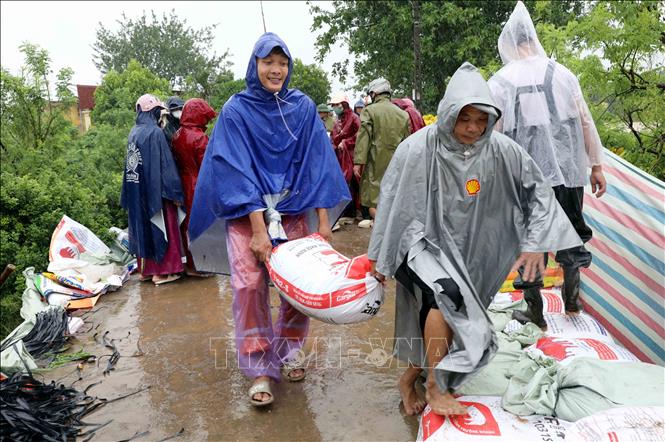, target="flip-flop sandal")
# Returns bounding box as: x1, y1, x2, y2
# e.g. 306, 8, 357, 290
248, 380, 274, 407
153, 274, 181, 286
281, 365, 306, 382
